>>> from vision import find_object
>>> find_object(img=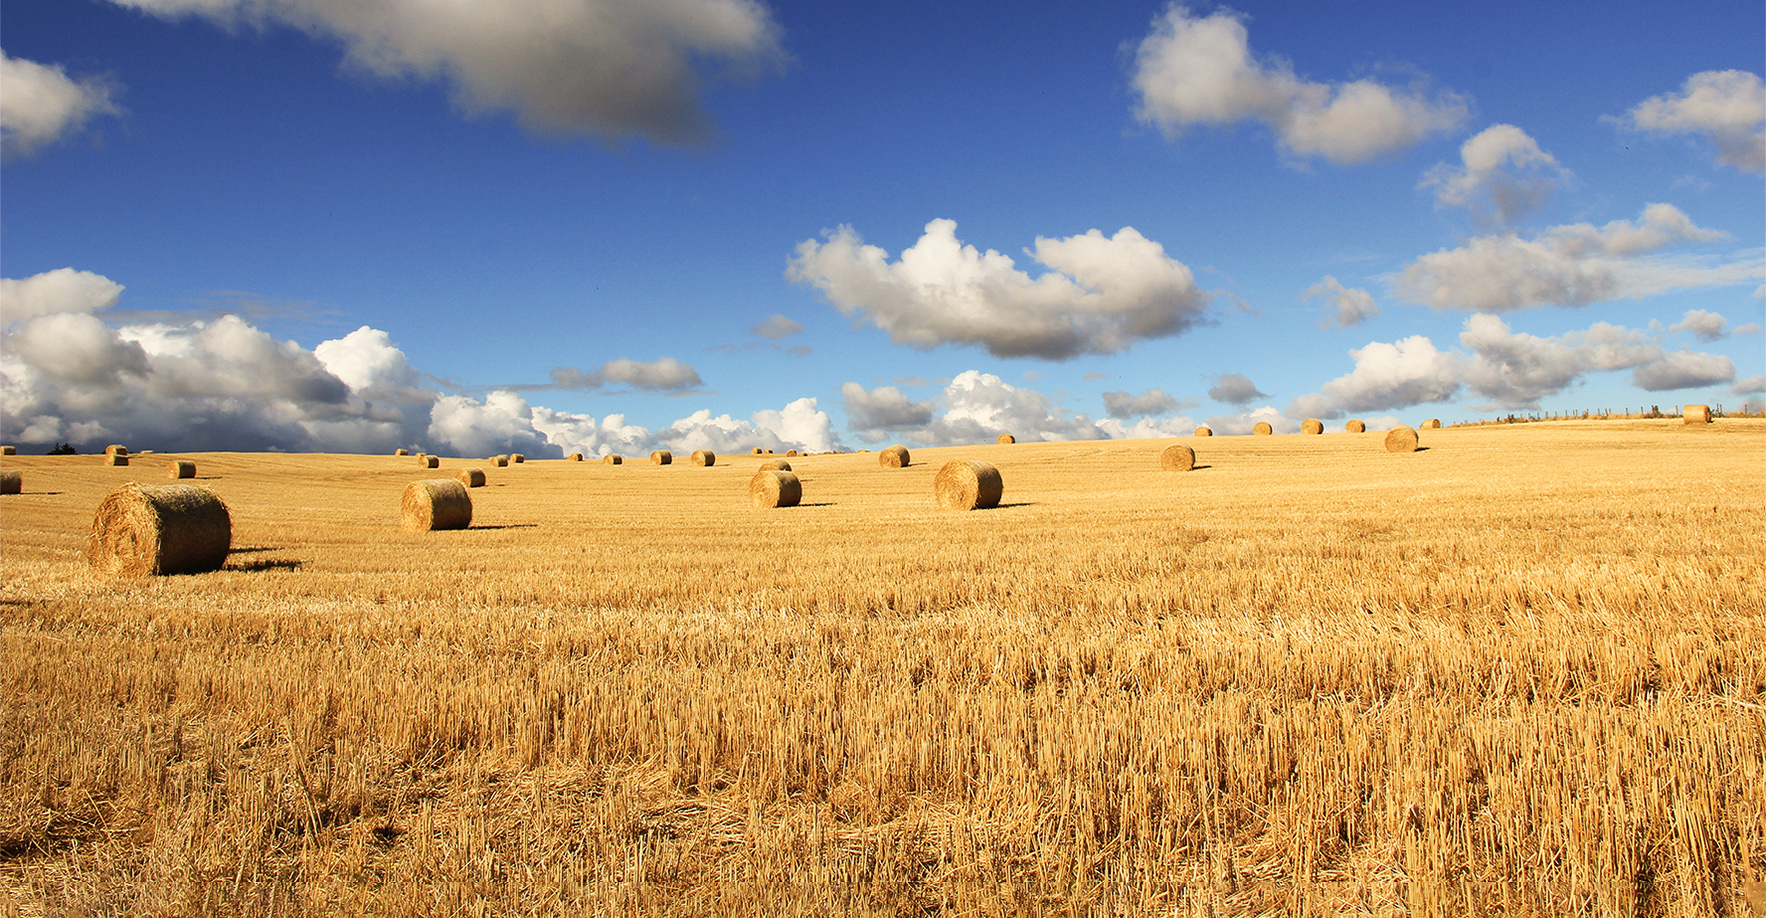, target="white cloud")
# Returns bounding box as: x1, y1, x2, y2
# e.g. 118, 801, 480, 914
1458, 314, 1660, 409
658, 397, 839, 454
0, 268, 125, 323
1206, 372, 1267, 405
787, 219, 1210, 360
1731, 376, 1766, 396
1668, 309, 1730, 341
1632, 351, 1735, 392
751, 313, 803, 340
428, 390, 558, 458
856, 371, 1200, 446
105, 0, 786, 146
1396, 203, 1751, 312
1102, 388, 1185, 419
840, 382, 934, 437
1304, 275, 1379, 328
1422, 124, 1570, 225
8, 313, 149, 386
1316, 335, 1460, 413
1129, 5, 1466, 165
1203, 405, 1294, 435
0, 51, 117, 158
1618, 70, 1766, 174
529, 407, 652, 458
548, 356, 701, 390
